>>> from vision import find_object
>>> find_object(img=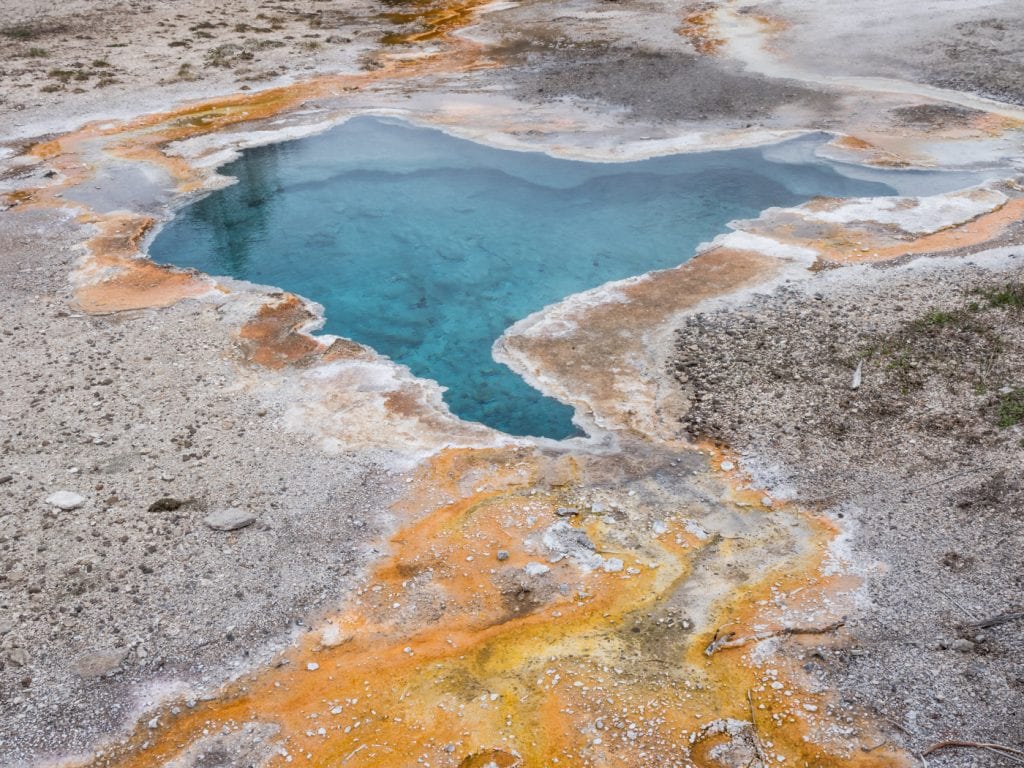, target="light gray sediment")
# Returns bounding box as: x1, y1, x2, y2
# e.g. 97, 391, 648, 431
670, 254, 1024, 766
0, 207, 402, 763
